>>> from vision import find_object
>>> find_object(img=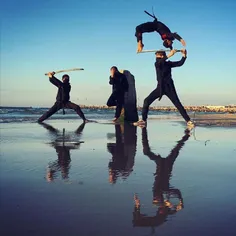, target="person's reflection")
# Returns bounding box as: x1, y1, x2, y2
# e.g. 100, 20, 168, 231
107, 123, 137, 184
133, 127, 190, 229
39, 122, 85, 182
